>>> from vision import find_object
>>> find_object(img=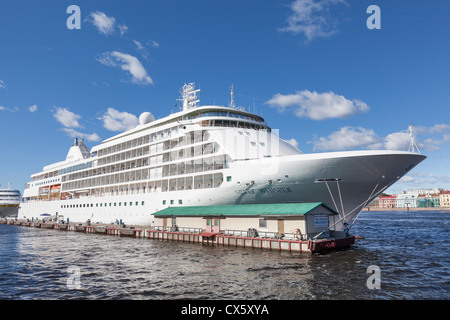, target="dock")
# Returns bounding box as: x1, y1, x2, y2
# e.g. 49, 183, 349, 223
0, 219, 355, 254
